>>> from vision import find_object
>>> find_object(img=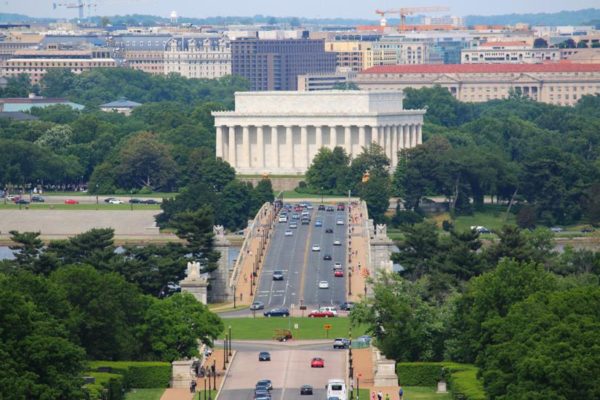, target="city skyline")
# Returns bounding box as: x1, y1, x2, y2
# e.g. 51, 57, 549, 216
2, 0, 600, 20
